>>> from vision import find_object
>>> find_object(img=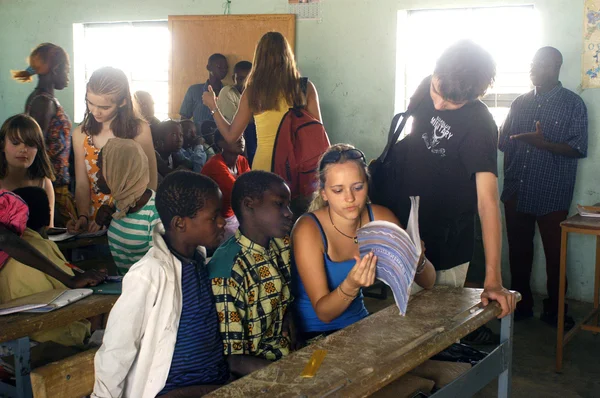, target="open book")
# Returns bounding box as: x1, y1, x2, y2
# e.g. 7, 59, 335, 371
48, 228, 107, 242
357, 196, 421, 315
0, 288, 93, 316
